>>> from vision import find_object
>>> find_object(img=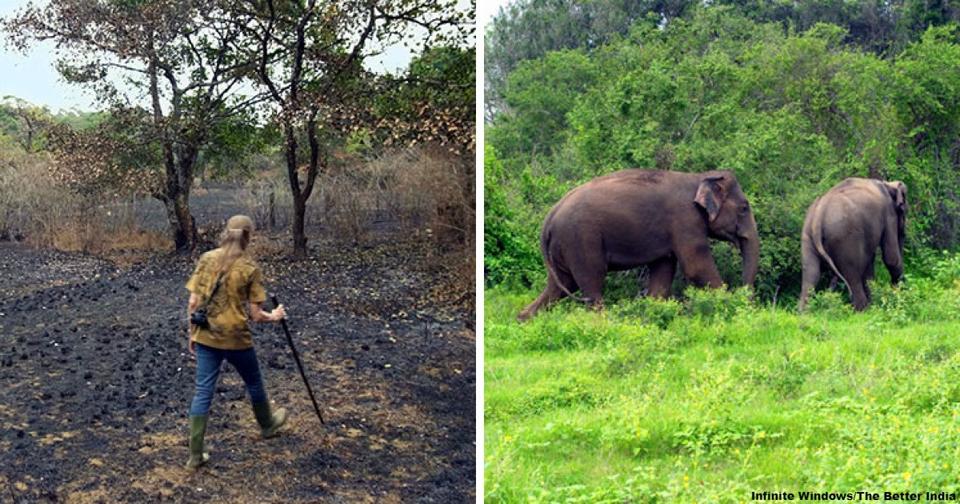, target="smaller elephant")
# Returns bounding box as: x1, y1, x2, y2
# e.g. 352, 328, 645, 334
798, 177, 906, 311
